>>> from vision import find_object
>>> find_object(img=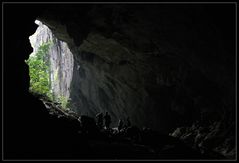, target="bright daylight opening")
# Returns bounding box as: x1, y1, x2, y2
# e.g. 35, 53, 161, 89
26, 20, 76, 116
